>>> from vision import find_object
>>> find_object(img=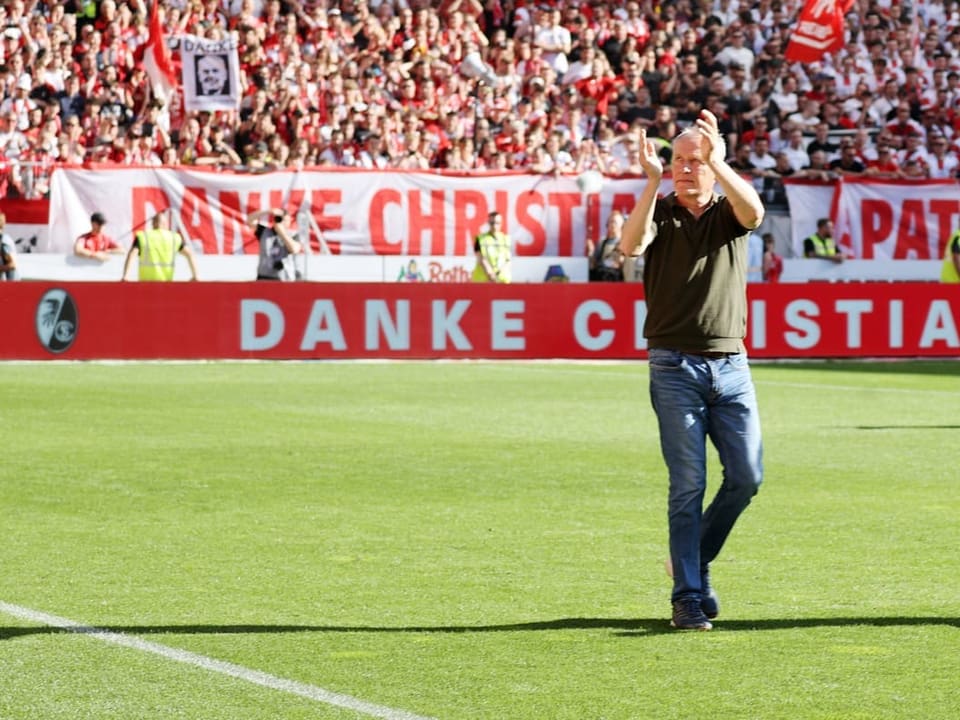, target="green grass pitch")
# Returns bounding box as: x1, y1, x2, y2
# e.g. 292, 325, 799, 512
1, 360, 958, 719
